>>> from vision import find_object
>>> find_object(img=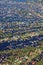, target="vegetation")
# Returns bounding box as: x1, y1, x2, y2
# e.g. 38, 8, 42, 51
36, 60, 43, 65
